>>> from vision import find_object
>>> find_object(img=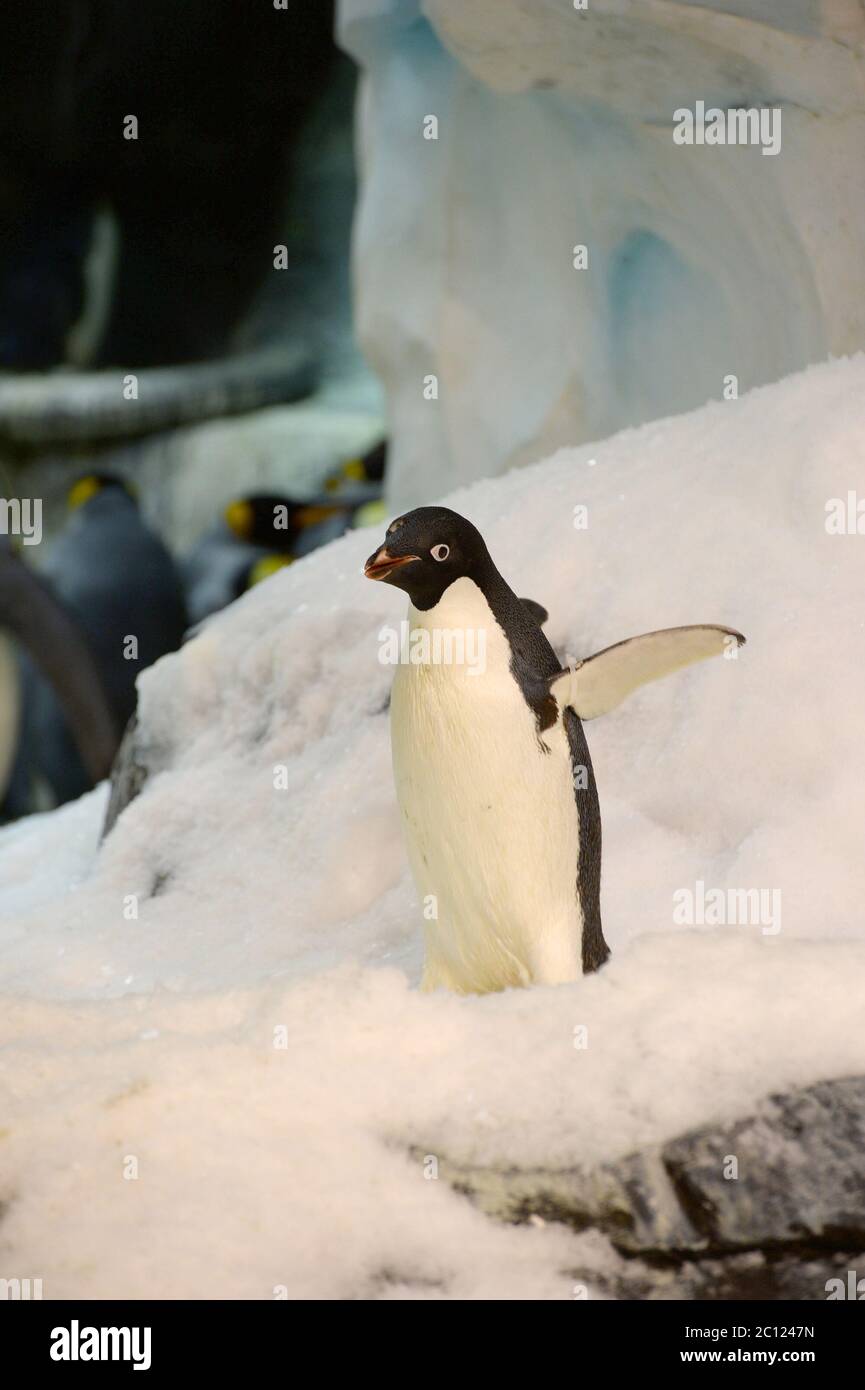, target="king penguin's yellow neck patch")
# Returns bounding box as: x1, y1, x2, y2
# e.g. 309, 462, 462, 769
247, 554, 293, 588
67, 476, 103, 511
67, 475, 134, 511
225, 499, 255, 540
